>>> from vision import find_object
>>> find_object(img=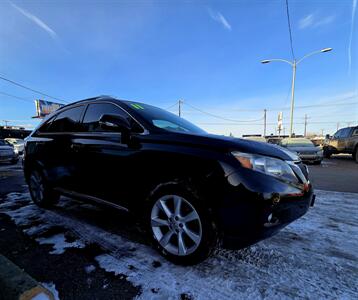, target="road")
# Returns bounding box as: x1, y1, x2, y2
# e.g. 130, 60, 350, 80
0, 158, 357, 299
307, 155, 358, 193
